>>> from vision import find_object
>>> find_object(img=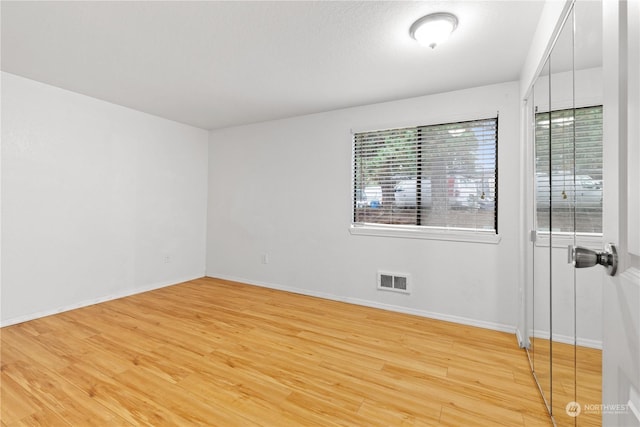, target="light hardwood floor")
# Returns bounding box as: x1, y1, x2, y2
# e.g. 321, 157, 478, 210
1, 277, 552, 426
529, 337, 602, 427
